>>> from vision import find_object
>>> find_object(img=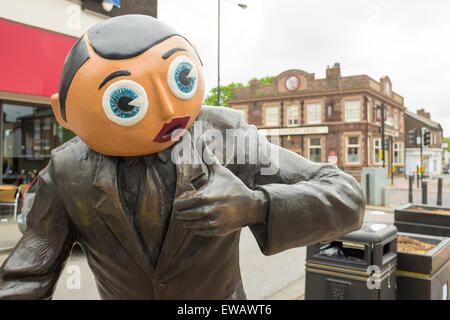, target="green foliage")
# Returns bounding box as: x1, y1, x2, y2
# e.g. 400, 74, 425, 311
204, 76, 273, 107
443, 137, 450, 151
203, 82, 244, 107
248, 76, 273, 85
